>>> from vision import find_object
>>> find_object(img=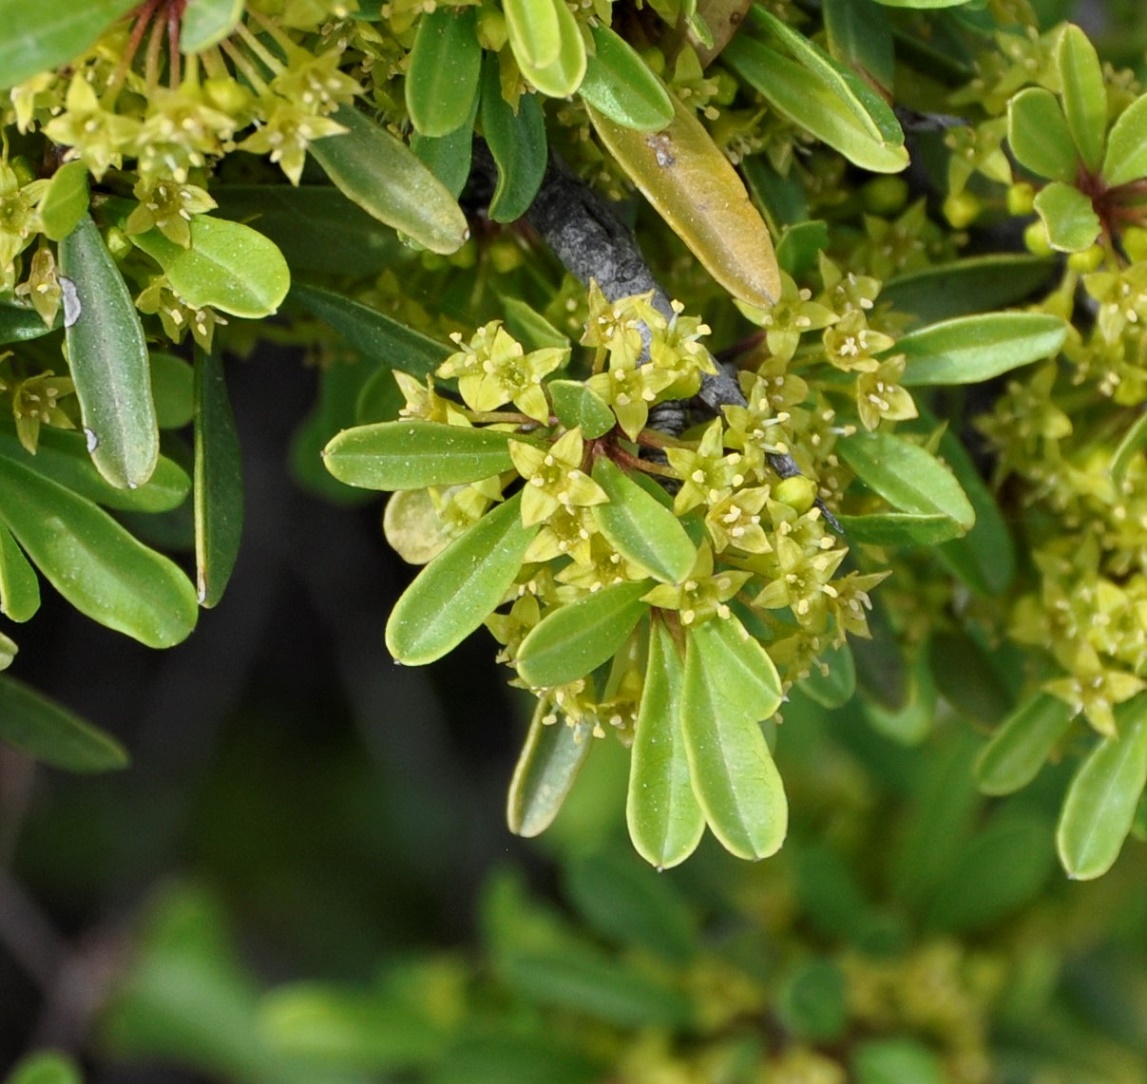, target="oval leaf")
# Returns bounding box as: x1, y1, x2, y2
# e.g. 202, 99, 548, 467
0, 299, 58, 345
310, 105, 469, 254
58, 213, 159, 489
975, 692, 1075, 796
0, 673, 128, 772
151, 351, 195, 429
1057, 693, 1147, 880
591, 458, 696, 584
897, 312, 1067, 386
507, 705, 594, 837
181, 0, 244, 53
516, 580, 650, 688
0, 520, 39, 622
798, 641, 856, 709
1102, 93, 1147, 187
837, 430, 975, 529
406, 6, 482, 137
835, 512, 964, 547
194, 348, 243, 608
588, 93, 781, 307
481, 56, 548, 224
39, 161, 90, 242
505, 0, 586, 98
1111, 409, 1147, 484
0, 0, 137, 90
386, 493, 536, 664
6, 1050, 84, 1084
1057, 23, 1107, 172
131, 215, 289, 318
578, 24, 673, 132
0, 454, 198, 647
549, 380, 614, 438
627, 621, 705, 869
324, 420, 515, 490
1007, 87, 1078, 182
1033, 181, 1101, 253
681, 616, 786, 860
